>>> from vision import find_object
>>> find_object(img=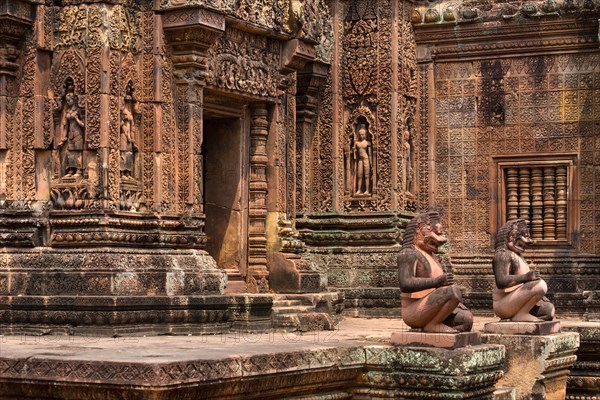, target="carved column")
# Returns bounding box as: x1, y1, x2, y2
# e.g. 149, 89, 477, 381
296, 62, 329, 213
248, 103, 270, 293
1, 0, 33, 193
531, 167, 544, 241
163, 9, 225, 215
506, 167, 519, 220
0, 0, 33, 151
555, 165, 567, 240
543, 166, 556, 240
0, 0, 37, 247
518, 167, 531, 222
